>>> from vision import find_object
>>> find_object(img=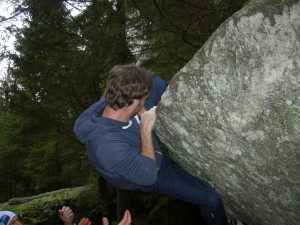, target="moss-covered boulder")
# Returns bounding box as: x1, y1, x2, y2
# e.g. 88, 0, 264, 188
0, 186, 100, 225
0, 185, 207, 225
